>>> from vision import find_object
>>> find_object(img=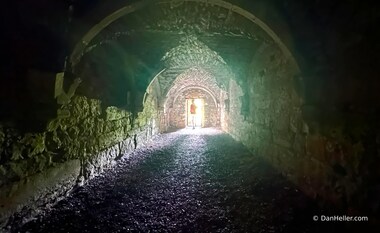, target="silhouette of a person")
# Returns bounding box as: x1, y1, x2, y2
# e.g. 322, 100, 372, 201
190, 100, 197, 129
